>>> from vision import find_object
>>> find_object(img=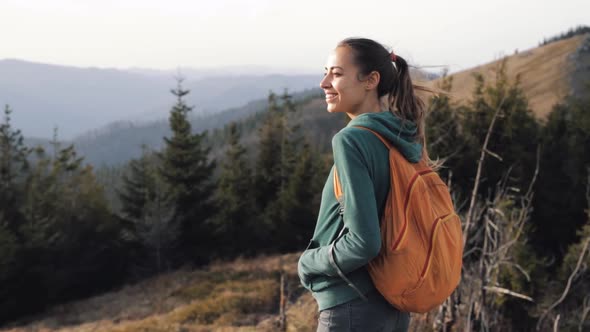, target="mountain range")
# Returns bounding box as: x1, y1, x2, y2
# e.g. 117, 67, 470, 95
3, 33, 589, 167
0, 59, 320, 139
